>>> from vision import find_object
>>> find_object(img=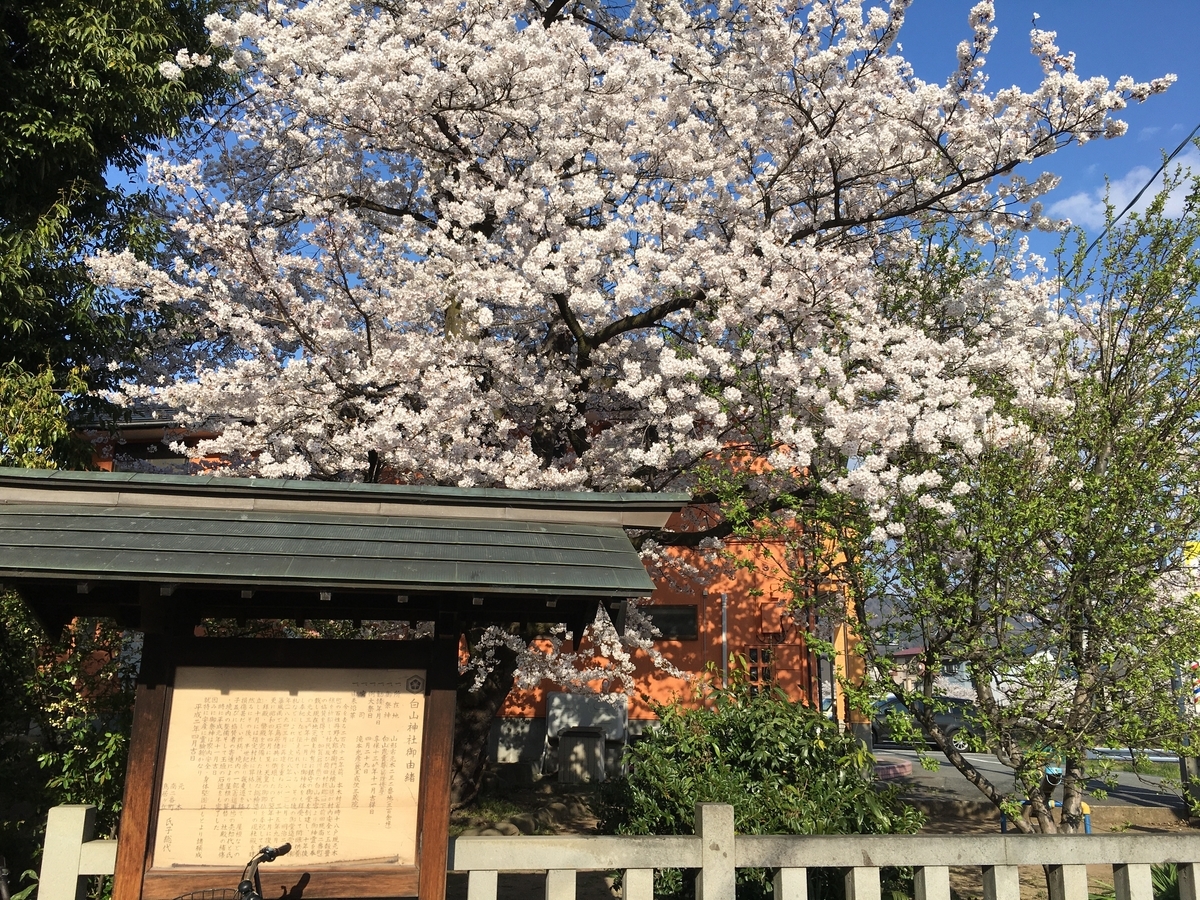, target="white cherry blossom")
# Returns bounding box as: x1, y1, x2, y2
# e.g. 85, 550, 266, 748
90, 0, 1169, 687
